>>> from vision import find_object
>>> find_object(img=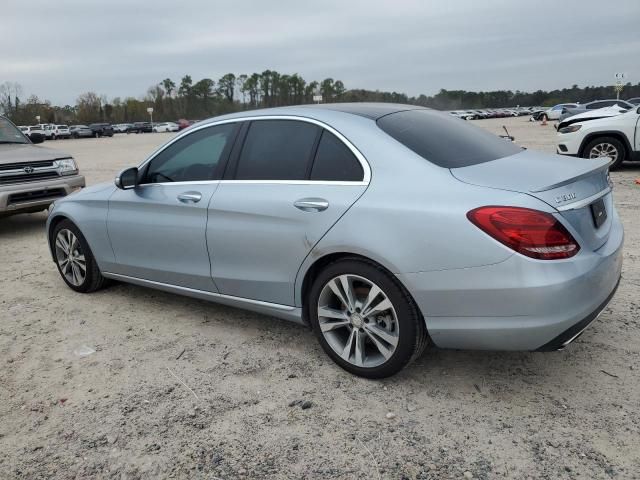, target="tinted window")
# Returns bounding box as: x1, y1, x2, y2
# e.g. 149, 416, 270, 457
587, 101, 612, 109
143, 123, 236, 183
235, 120, 318, 180
377, 110, 523, 168
0, 117, 29, 144
310, 131, 363, 181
